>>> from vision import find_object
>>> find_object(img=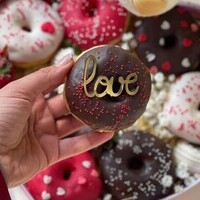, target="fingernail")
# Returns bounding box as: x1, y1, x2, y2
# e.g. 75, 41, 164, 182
57, 54, 73, 66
